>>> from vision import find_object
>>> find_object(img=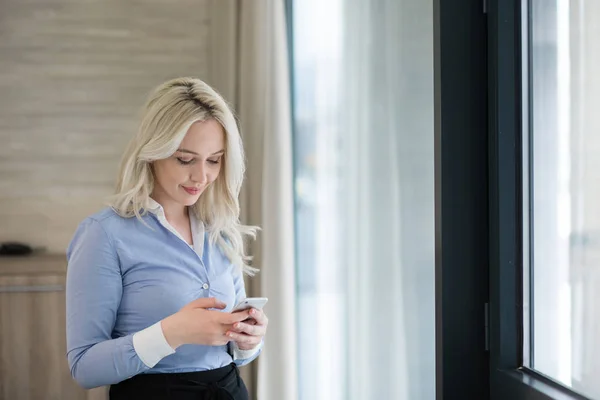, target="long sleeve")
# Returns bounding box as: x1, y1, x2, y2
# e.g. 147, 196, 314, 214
66, 218, 151, 389
229, 264, 263, 366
